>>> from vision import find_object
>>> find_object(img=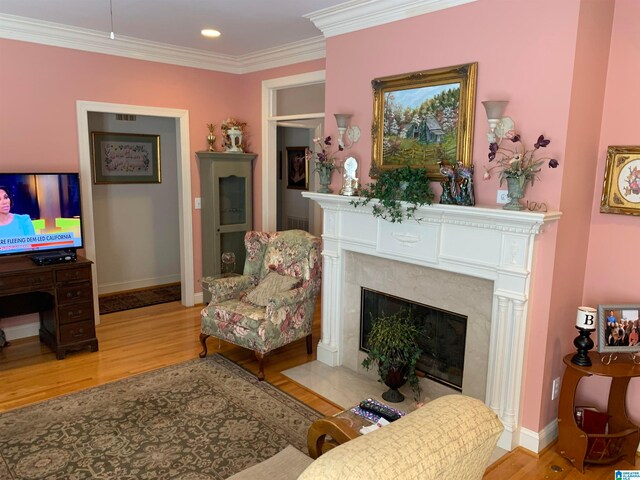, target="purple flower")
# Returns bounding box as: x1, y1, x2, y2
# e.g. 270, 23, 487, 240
534, 135, 550, 149
548, 159, 559, 168
510, 134, 521, 142
488, 142, 499, 161
324, 136, 332, 146
488, 151, 496, 161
